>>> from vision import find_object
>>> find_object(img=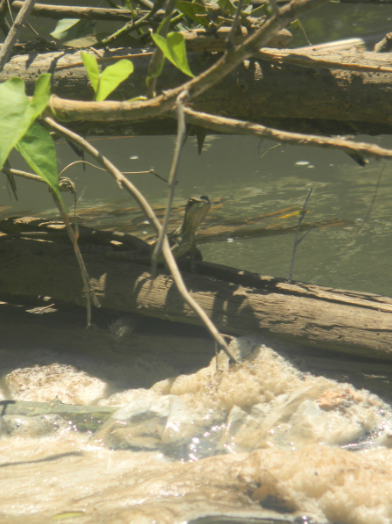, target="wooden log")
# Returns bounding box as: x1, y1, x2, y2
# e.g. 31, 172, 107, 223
2, 41, 392, 136
0, 238, 391, 361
